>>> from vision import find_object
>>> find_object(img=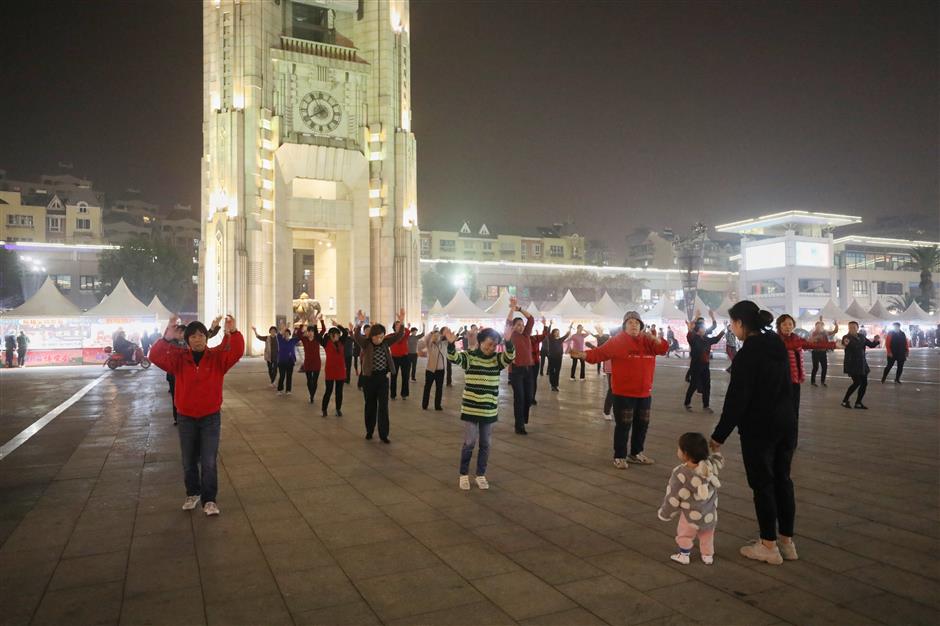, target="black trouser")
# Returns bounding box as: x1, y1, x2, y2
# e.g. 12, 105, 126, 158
684, 367, 711, 407
740, 431, 797, 541
844, 374, 868, 404
344, 356, 353, 385
363, 372, 390, 438
304, 370, 320, 402
322, 379, 344, 413
530, 365, 539, 400
882, 357, 905, 383
791, 382, 801, 445
446, 359, 453, 386
409, 353, 418, 381
540, 353, 547, 376
17, 350, 26, 366
266, 360, 277, 384
277, 362, 293, 392
422, 369, 444, 410
810, 351, 827, 384
390, 356, 410, 398
167, 374, 178, 422
612, 395, 651, 458
510, 366, 533, 431
596, 361, 602, 374
547, 355, 562, 389
570, 357, 585, 379
604, 374, 613, 415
